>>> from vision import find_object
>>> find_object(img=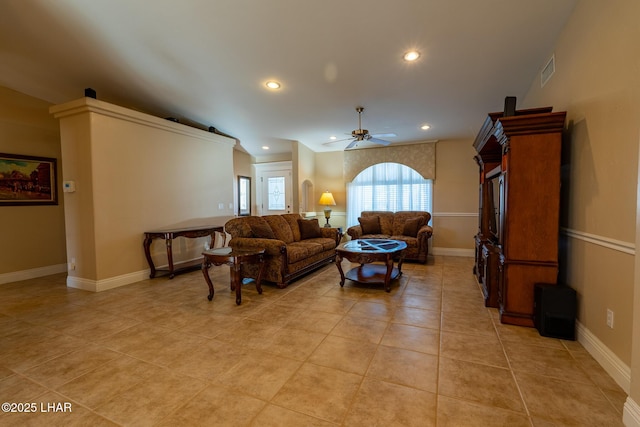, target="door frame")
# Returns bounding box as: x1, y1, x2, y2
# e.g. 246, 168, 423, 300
254, 161, 293, 216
